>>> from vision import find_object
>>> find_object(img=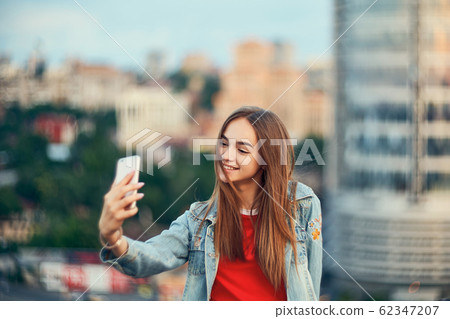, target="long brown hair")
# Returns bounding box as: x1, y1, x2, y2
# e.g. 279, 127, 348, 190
196, 106, 299, 290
